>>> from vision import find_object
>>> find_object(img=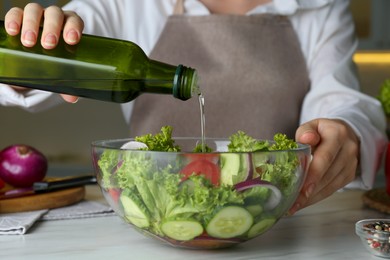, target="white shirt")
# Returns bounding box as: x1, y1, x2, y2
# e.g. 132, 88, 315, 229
0, 0, 387, 189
